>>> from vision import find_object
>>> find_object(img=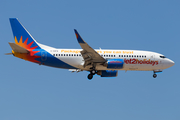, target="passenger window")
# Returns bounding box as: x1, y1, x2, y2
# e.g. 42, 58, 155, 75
124, 55, 126, 57
106, 55, 108, 57
74, 54, 76, 56
66, 54, 68, 56
129, 55, 131, 57
77, 54, 78, 56
72, 54, 73, 56
79, 54, 81, 56
109, 55, 111, 57
142, 55, 144, 58
134, 55, 136, 57
53, 54, 55, 56
104, 55, 105, 57
139, 55, 141, 58
121, 55, 123, 57
61, 54, 63, 56
56, 54, 58, 56
114, 55, 115, 57
111, 55, 113, 57
132, 55, 133, 57
137, 55, 138, 57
